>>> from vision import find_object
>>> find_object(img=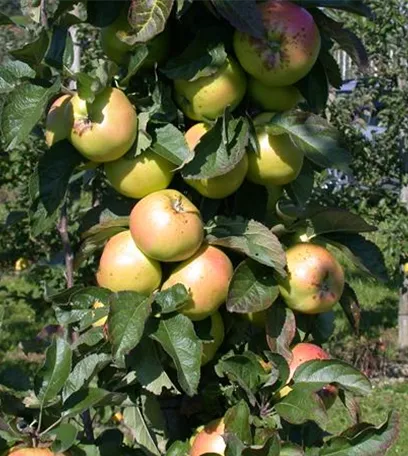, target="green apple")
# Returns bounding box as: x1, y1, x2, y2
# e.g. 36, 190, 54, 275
248, 78, 302, 112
